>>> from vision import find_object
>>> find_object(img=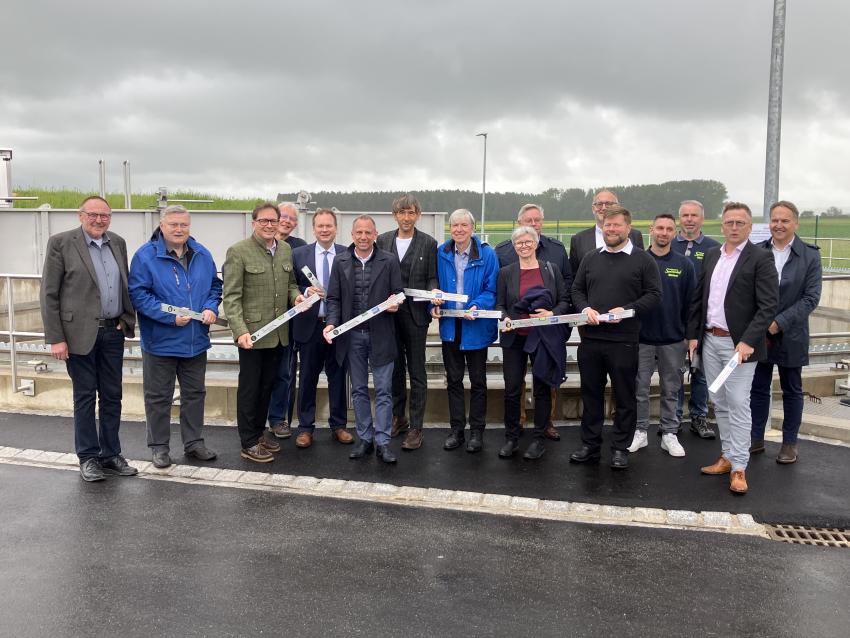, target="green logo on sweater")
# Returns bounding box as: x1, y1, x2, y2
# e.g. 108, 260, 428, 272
665, 267, 683, 278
